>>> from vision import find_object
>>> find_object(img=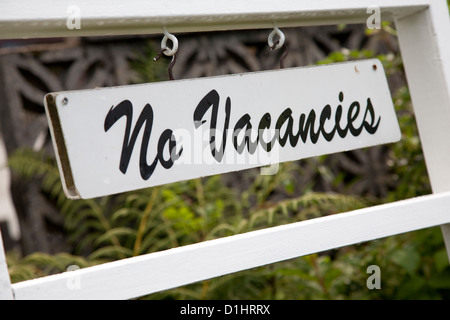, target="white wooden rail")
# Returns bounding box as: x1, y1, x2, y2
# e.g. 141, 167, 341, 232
10, 192, 450, 300
1, 0, 450, 300
0, 235, 13, 300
